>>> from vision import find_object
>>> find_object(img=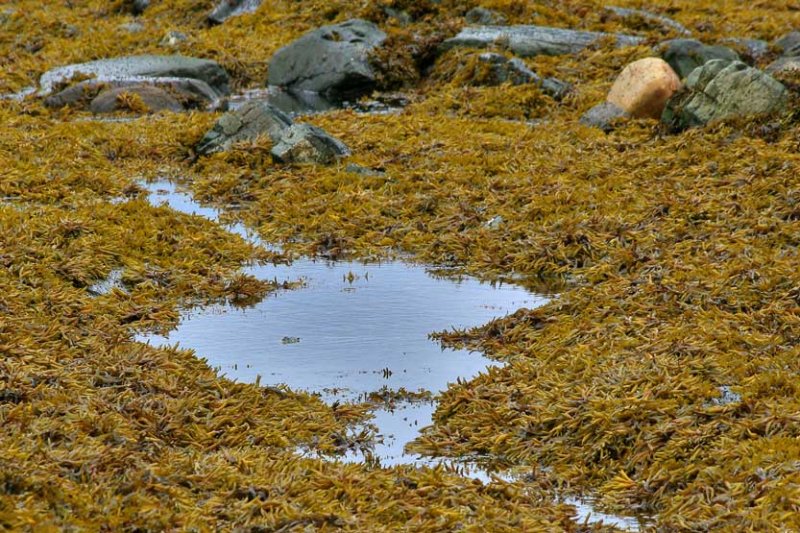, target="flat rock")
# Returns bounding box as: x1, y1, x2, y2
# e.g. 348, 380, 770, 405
89, 85, 184, 113
271, 123, 350, 165
472, 53, 571, 98
267, 19, 386, 97
43, 77, 220, 110
662, 59, 787, 130
39, 55, 230, 97
607, 57, 681, 119
579, 101, 629, 132
440, 25, 644, 58
208, 0, 262, 25
606, 6, 690, 36
465, 7, 507, 26
196, 101, 292, 155
660, 39, 739, 79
